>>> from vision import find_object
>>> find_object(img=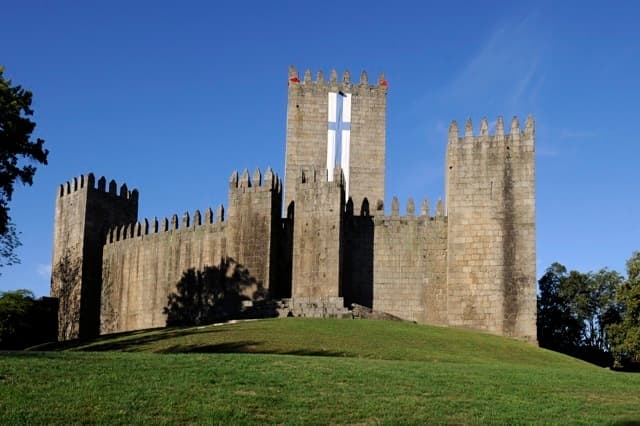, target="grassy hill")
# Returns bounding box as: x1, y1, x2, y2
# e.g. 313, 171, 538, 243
2, 318, 639, 424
